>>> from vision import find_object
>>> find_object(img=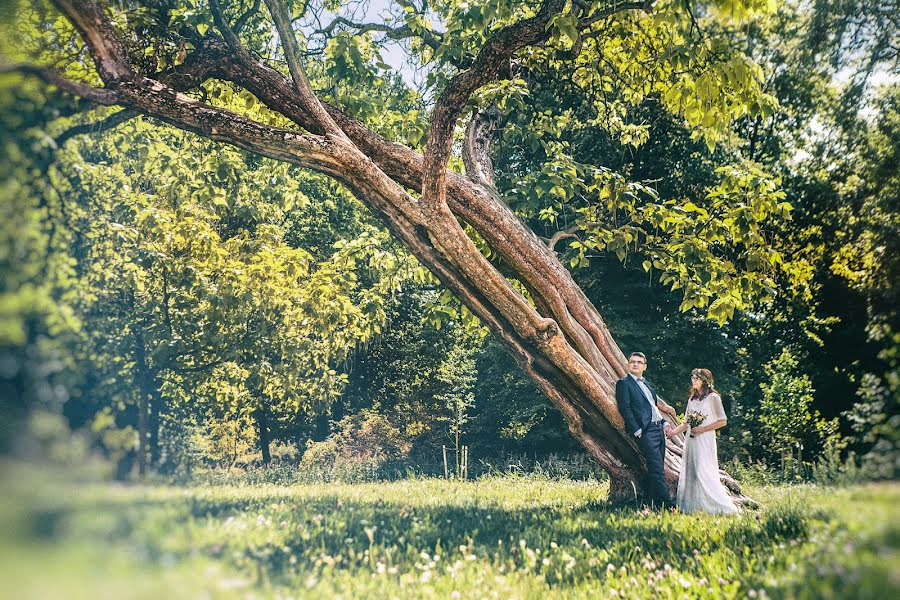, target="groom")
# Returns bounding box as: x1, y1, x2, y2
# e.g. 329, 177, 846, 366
616, 352, 677, 508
